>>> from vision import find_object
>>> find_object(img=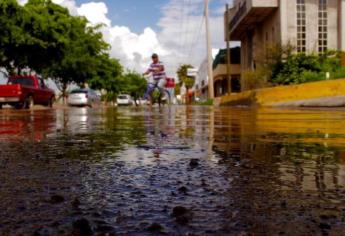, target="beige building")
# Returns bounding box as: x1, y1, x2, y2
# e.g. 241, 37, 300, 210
193, 48, 241, 100
225, 0, 345, 72
213, 47, 241, 97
